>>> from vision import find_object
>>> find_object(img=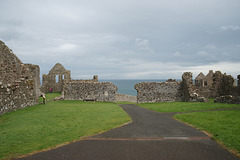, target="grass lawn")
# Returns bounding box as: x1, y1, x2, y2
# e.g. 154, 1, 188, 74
0, 101, 131, 159
38, 92, 61, 103
138, 101, 240, 113
174, 110, 240, 156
